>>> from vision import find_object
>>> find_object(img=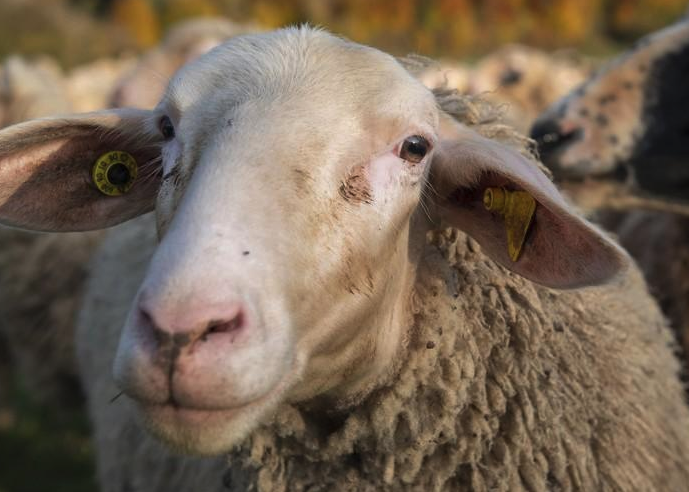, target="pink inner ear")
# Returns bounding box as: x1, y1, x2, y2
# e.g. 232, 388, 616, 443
443, 173, 626, 288
433, 125, 629, 289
